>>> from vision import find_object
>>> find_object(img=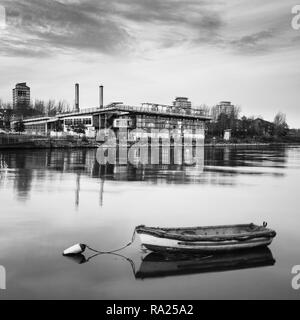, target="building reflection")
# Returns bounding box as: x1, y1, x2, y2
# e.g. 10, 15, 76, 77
0, 145, 288, 206
75, 173, 81, 209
